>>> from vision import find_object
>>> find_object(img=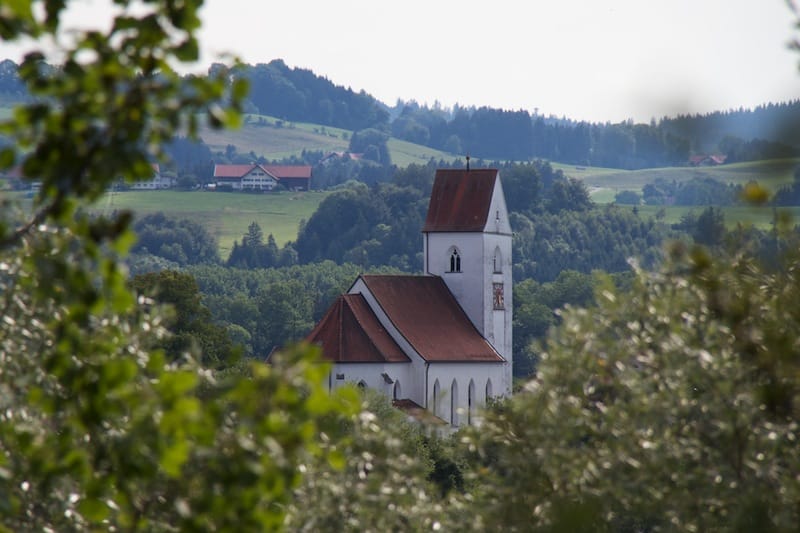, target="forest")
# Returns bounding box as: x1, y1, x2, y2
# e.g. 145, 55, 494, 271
2, 56, 800, 173
2, 1, 800, 530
